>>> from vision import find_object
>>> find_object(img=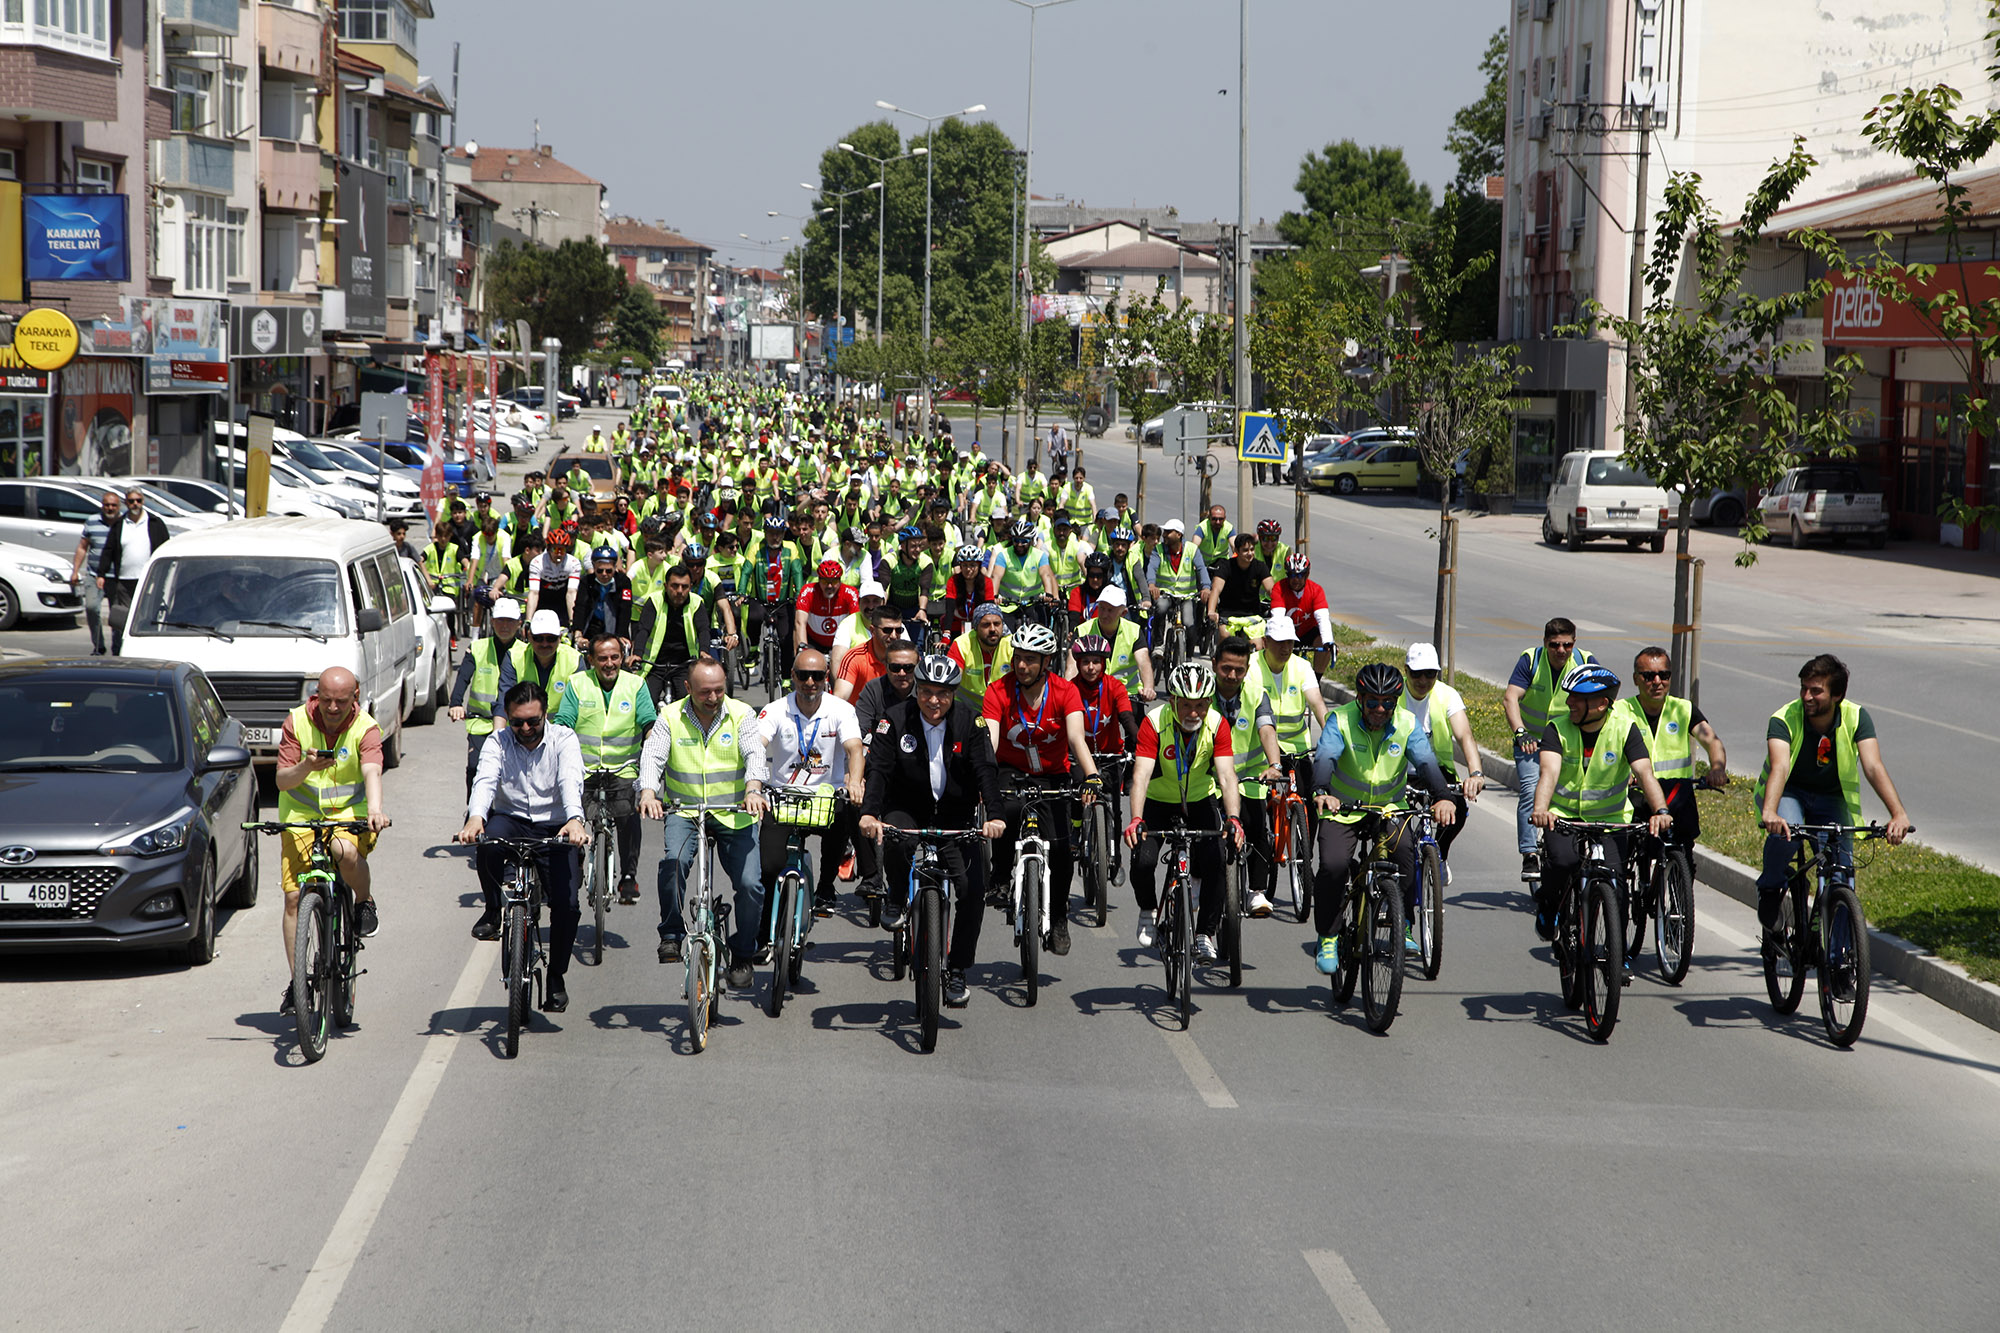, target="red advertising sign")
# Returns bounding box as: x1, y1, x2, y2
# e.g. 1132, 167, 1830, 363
420, 349, 446, 524
485, 348, 498, 474
463, 354, 481, 473
1823, 261, 2000, 346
